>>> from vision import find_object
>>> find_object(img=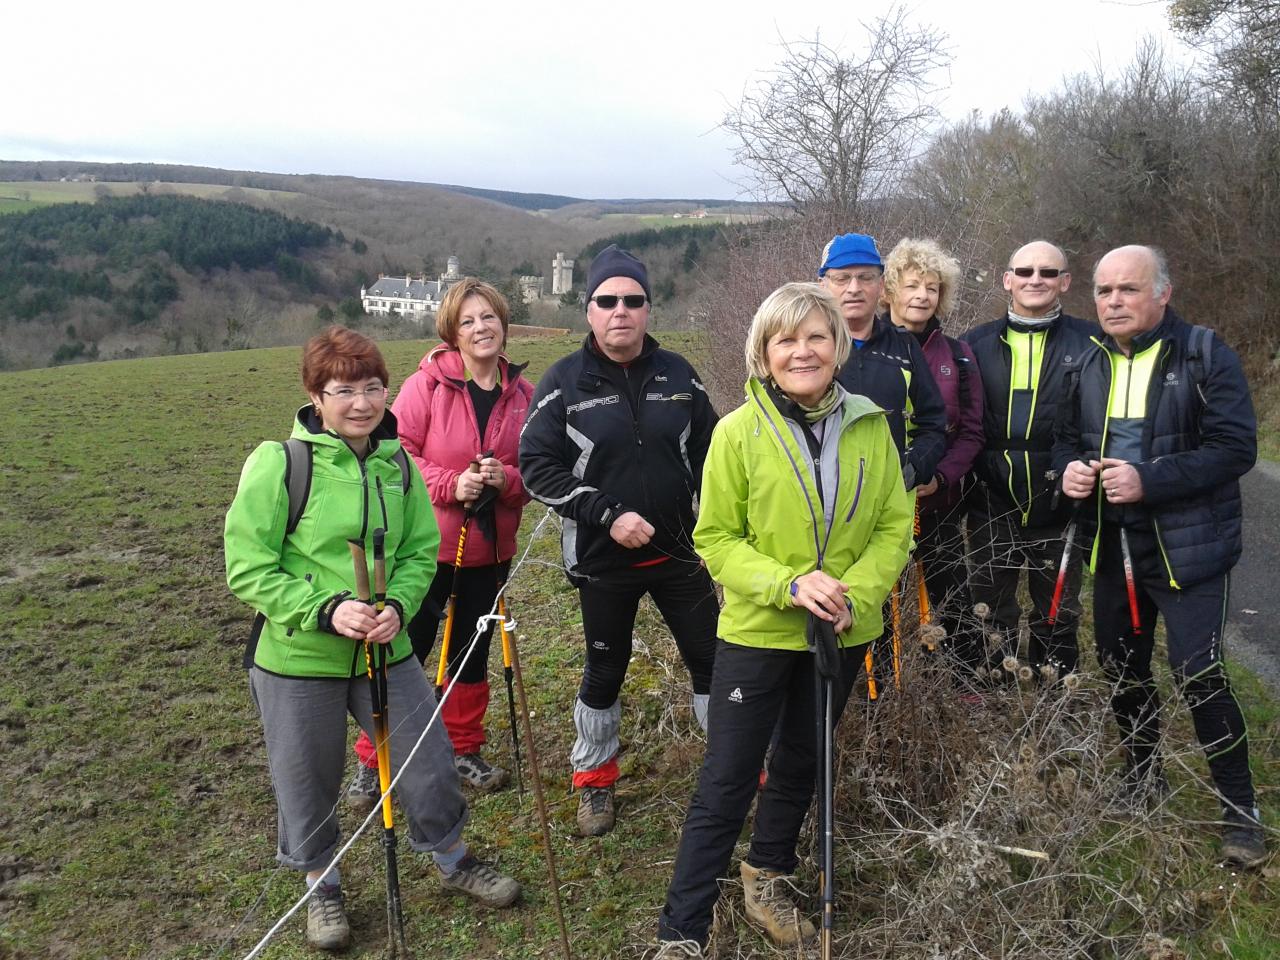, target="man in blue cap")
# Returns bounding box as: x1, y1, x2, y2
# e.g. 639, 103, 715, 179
818, 233, 946, 696
818, 233, 946, 489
